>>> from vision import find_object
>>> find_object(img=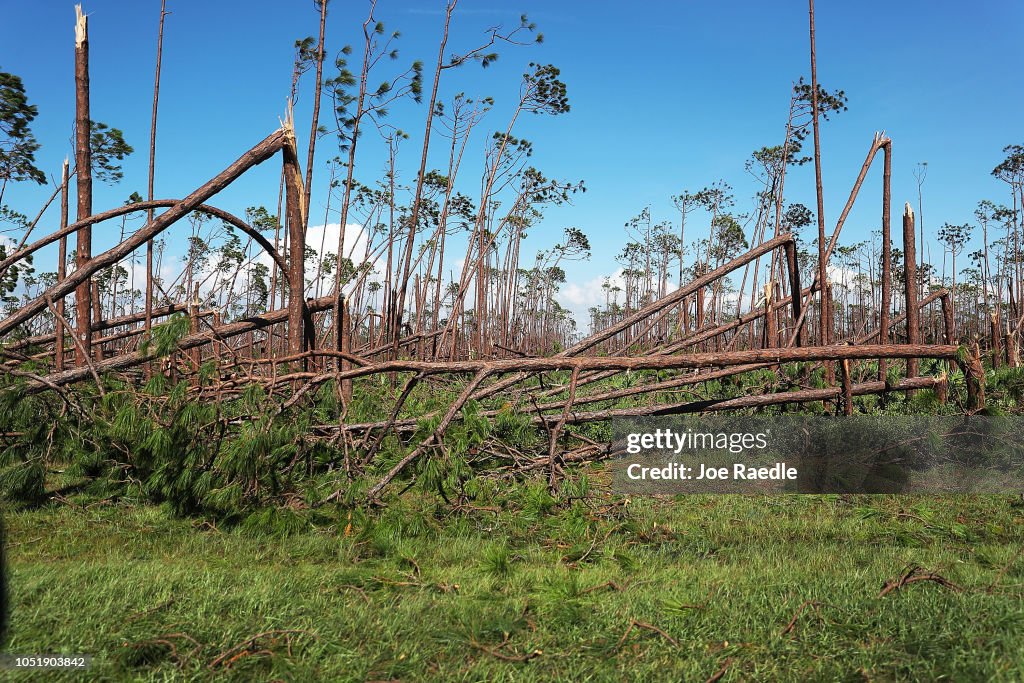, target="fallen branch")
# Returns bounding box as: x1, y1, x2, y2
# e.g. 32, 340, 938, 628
779, 599, 822, 636
879, 565, 963, 597
616, 619, 680, 649
207, 629, 314, 669
0, 129, 289, 340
